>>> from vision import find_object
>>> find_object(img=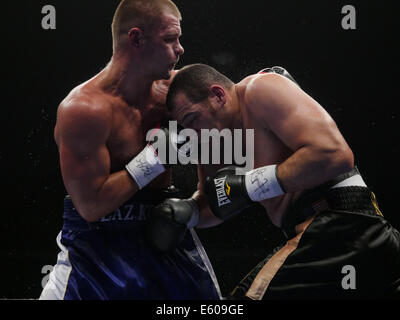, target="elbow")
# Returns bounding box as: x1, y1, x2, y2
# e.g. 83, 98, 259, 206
327, 144, 354, 177
74, 202, 103, 223
336, 145, 354, 173
80, 212, 100, 223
